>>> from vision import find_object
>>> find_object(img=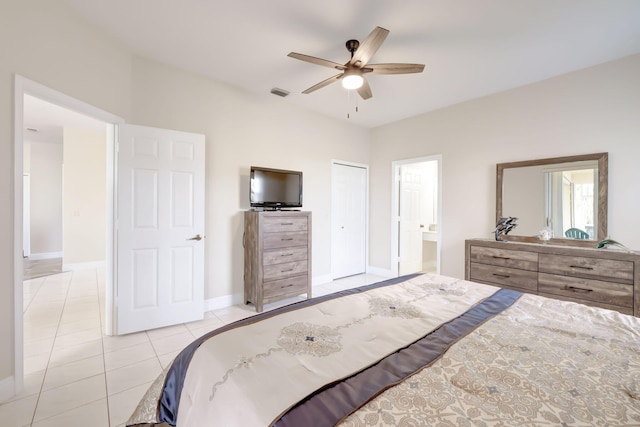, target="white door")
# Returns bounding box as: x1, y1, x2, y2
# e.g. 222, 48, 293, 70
116, 124, 205, 334
396, 160, 440, 276
331, 162, 367, 279
398, 164, 425, 275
